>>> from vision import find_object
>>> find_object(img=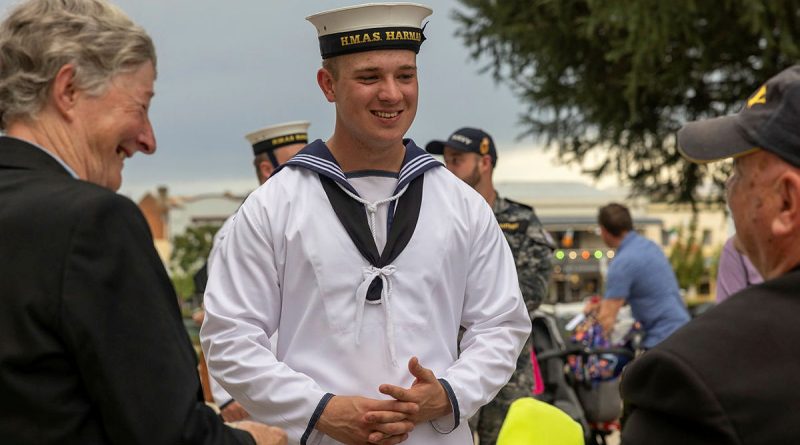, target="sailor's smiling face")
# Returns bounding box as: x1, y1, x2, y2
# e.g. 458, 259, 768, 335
319, 49, 418, 150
